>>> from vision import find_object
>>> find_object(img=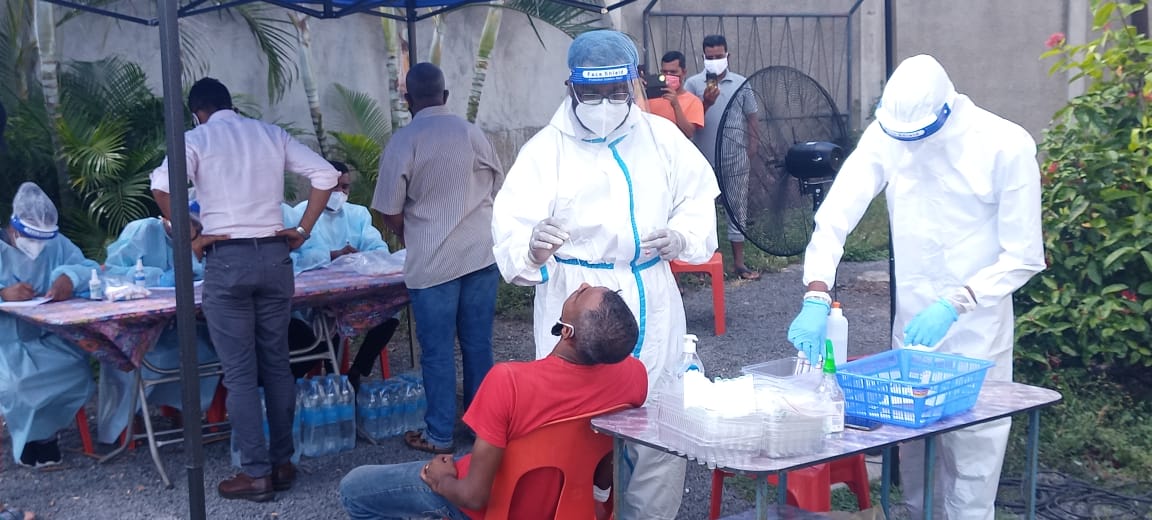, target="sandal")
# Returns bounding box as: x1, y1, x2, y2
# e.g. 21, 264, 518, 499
734, 267, 761, 281
403, 430, 454, 455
